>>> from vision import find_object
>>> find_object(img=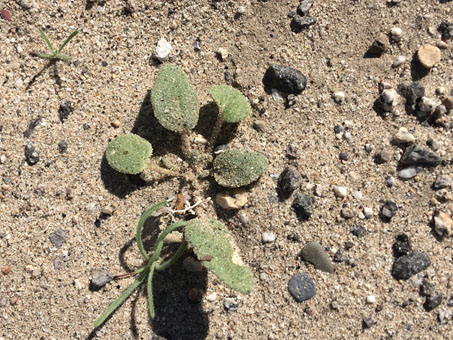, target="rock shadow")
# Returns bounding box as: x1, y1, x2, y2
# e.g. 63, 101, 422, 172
410, 51, 430, 81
